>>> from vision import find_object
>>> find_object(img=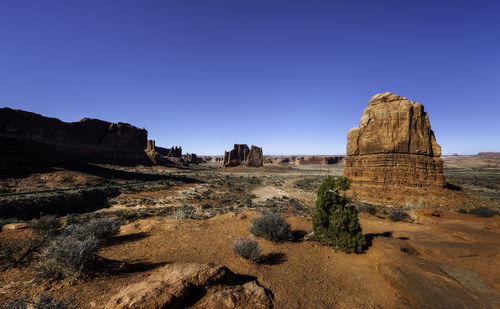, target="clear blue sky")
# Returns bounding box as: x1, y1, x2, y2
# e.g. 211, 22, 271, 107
1, 1, 499, 155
